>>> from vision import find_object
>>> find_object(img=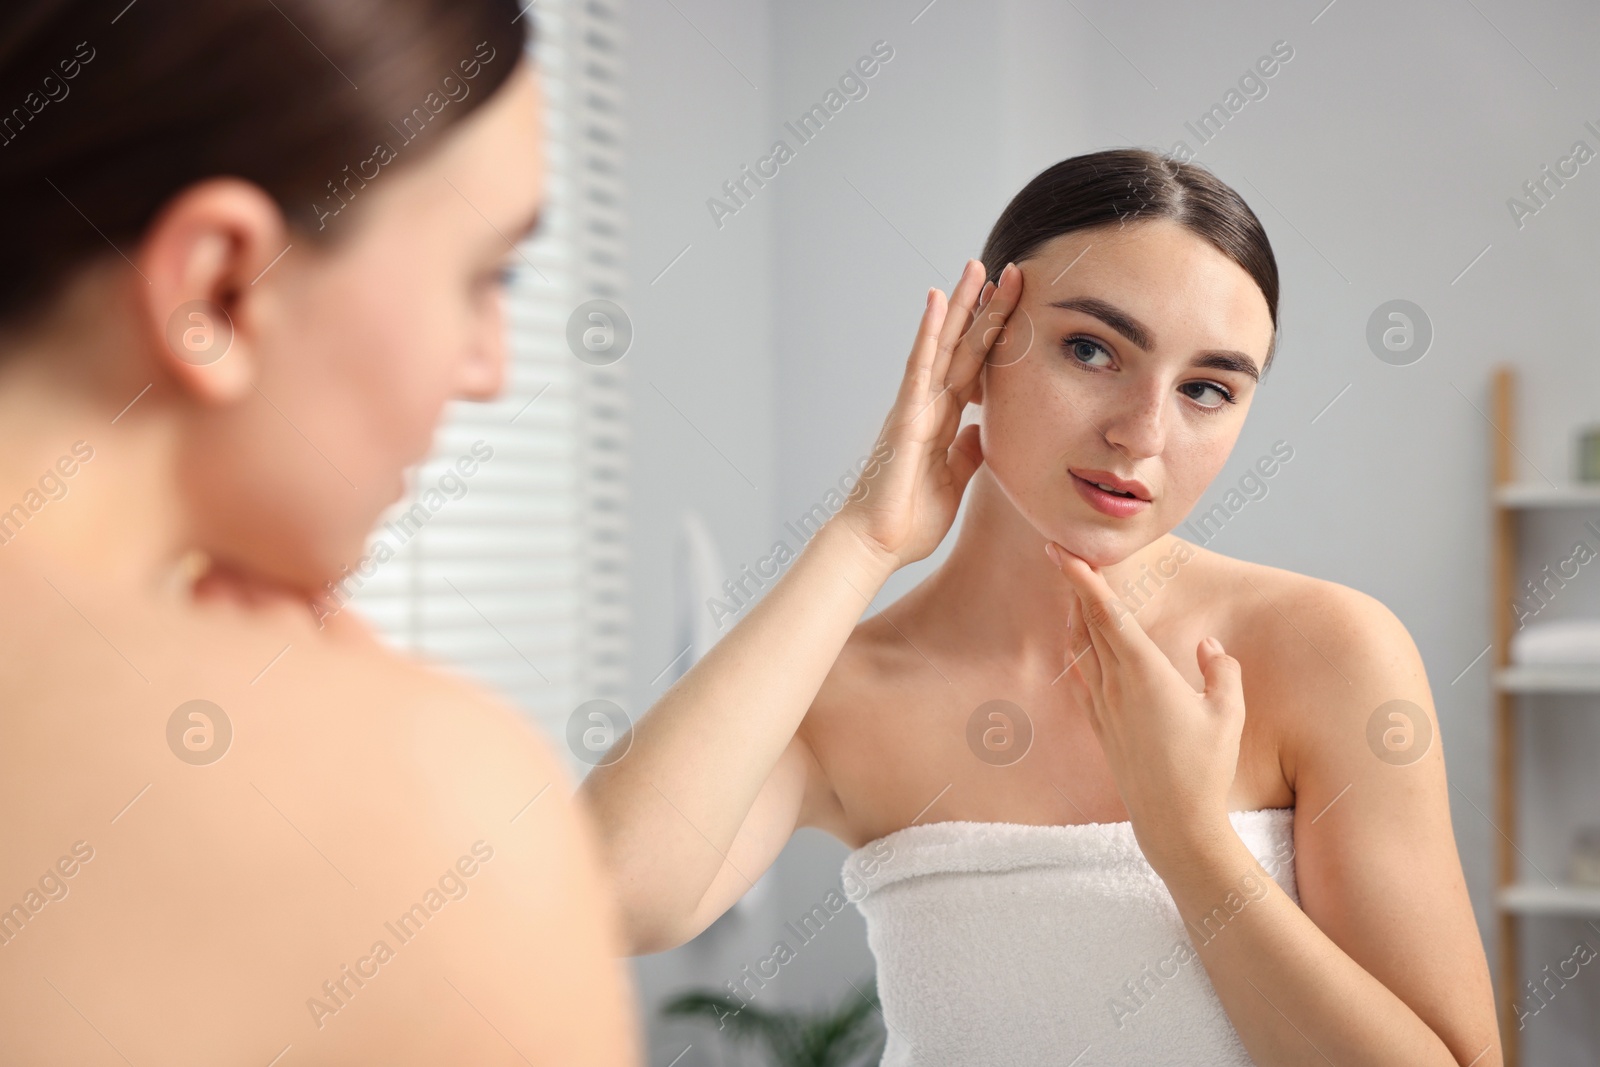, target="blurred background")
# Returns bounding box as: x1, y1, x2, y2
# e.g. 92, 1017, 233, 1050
349, 0, 1600, 1063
